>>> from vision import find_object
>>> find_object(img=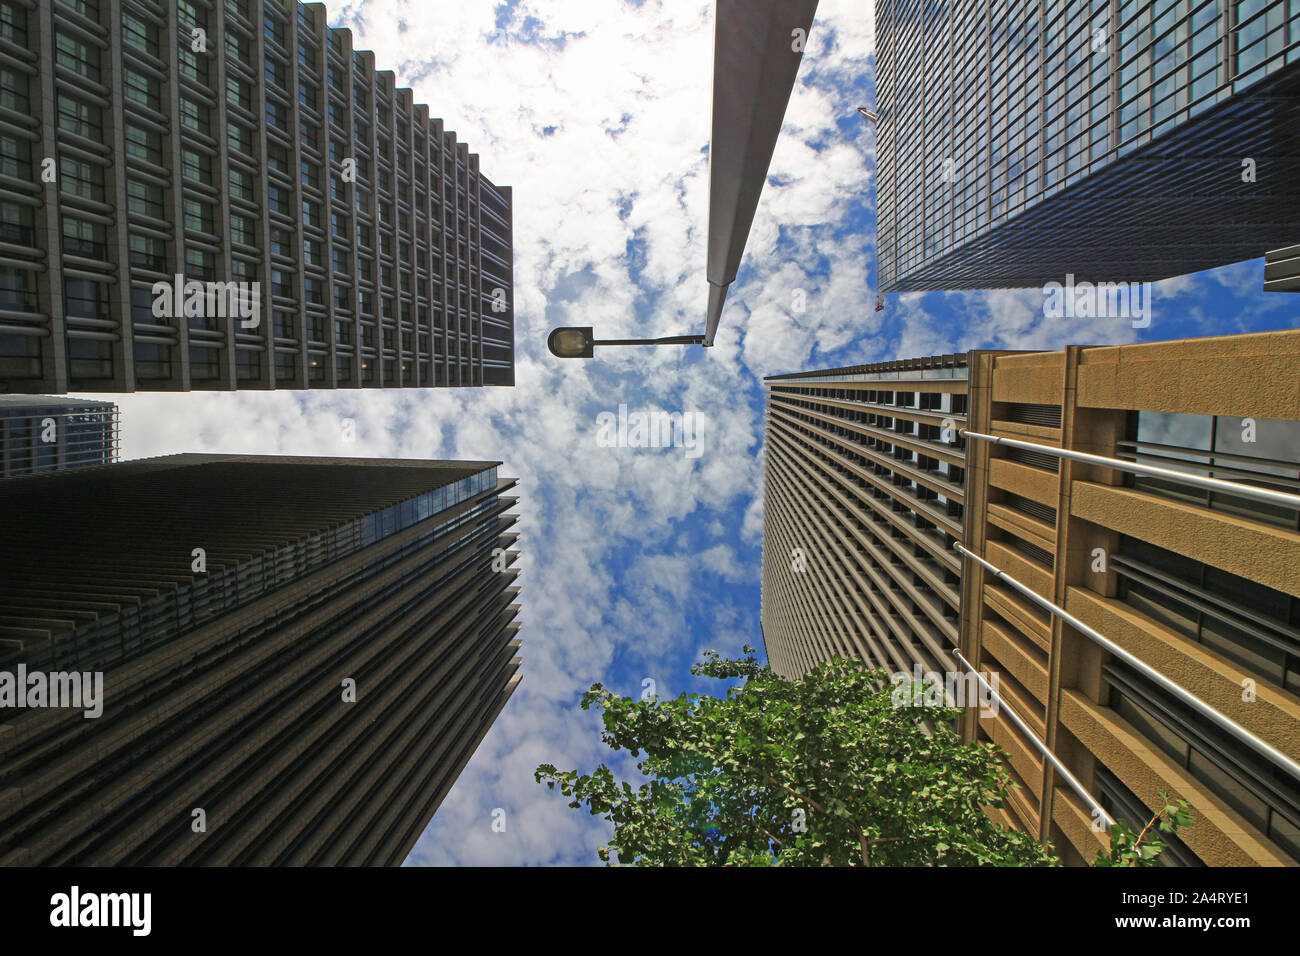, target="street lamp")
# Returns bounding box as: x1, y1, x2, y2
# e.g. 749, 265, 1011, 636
545, 0, 816, 361
547, 326, 706, 359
